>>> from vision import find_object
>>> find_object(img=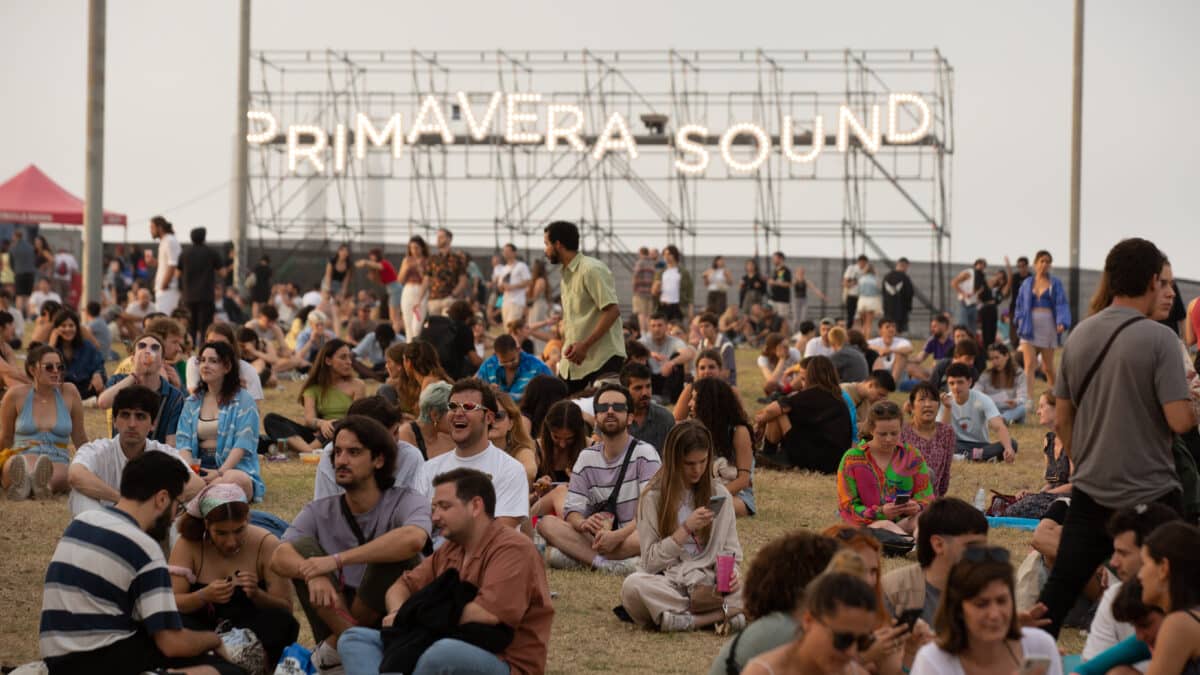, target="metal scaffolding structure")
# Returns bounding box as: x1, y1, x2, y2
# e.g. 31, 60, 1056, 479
246, 48, 955, 310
